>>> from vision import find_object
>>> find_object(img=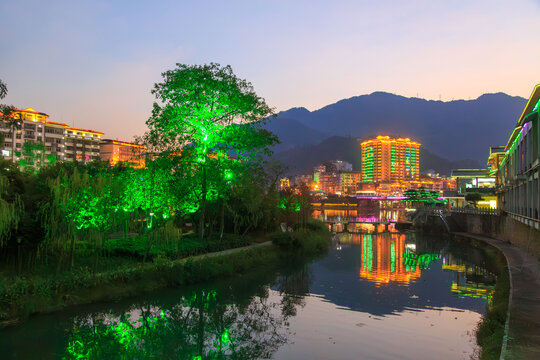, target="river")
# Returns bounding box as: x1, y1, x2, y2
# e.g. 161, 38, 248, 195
0, 232, 498, 360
